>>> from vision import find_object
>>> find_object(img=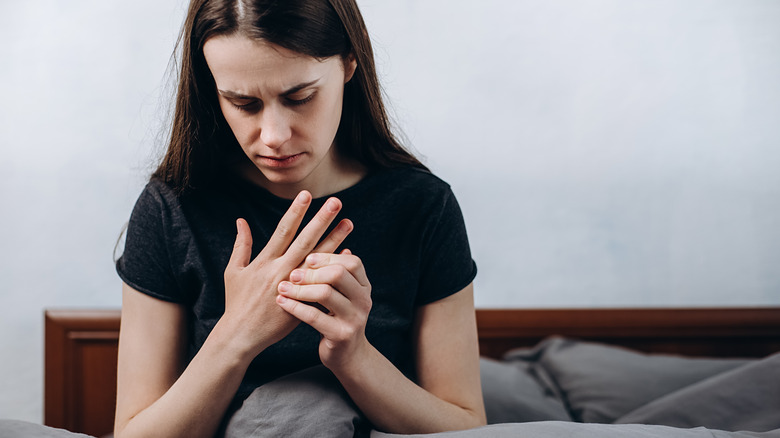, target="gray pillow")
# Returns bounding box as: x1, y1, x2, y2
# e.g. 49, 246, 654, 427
504, 337, 751, 424
616, 353, 780, 432
480, 357, 571, 424
223, 365, 369, 438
